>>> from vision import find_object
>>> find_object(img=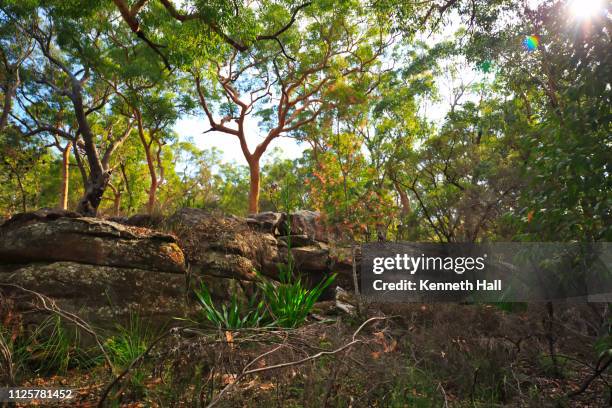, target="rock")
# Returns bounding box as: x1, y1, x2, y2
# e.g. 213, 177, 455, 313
328, 246, 358, 289
166, 208, 354, 290
0, 262, 188, 328
291, 245, 329, 271
0, 212, 185, 273
288, 210, 342, 242
166, 207, 223, 229
124, 213, 164, 228
247, 212, 286, 234
0, 208, 82, 228
311, 300, 338, 316
107, 216, 129, 224
335, 286, 357, 315
167, 208, 281, 280
190, 252, 258, 280
278, 234, 317, 247
197, 274, 257, 303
